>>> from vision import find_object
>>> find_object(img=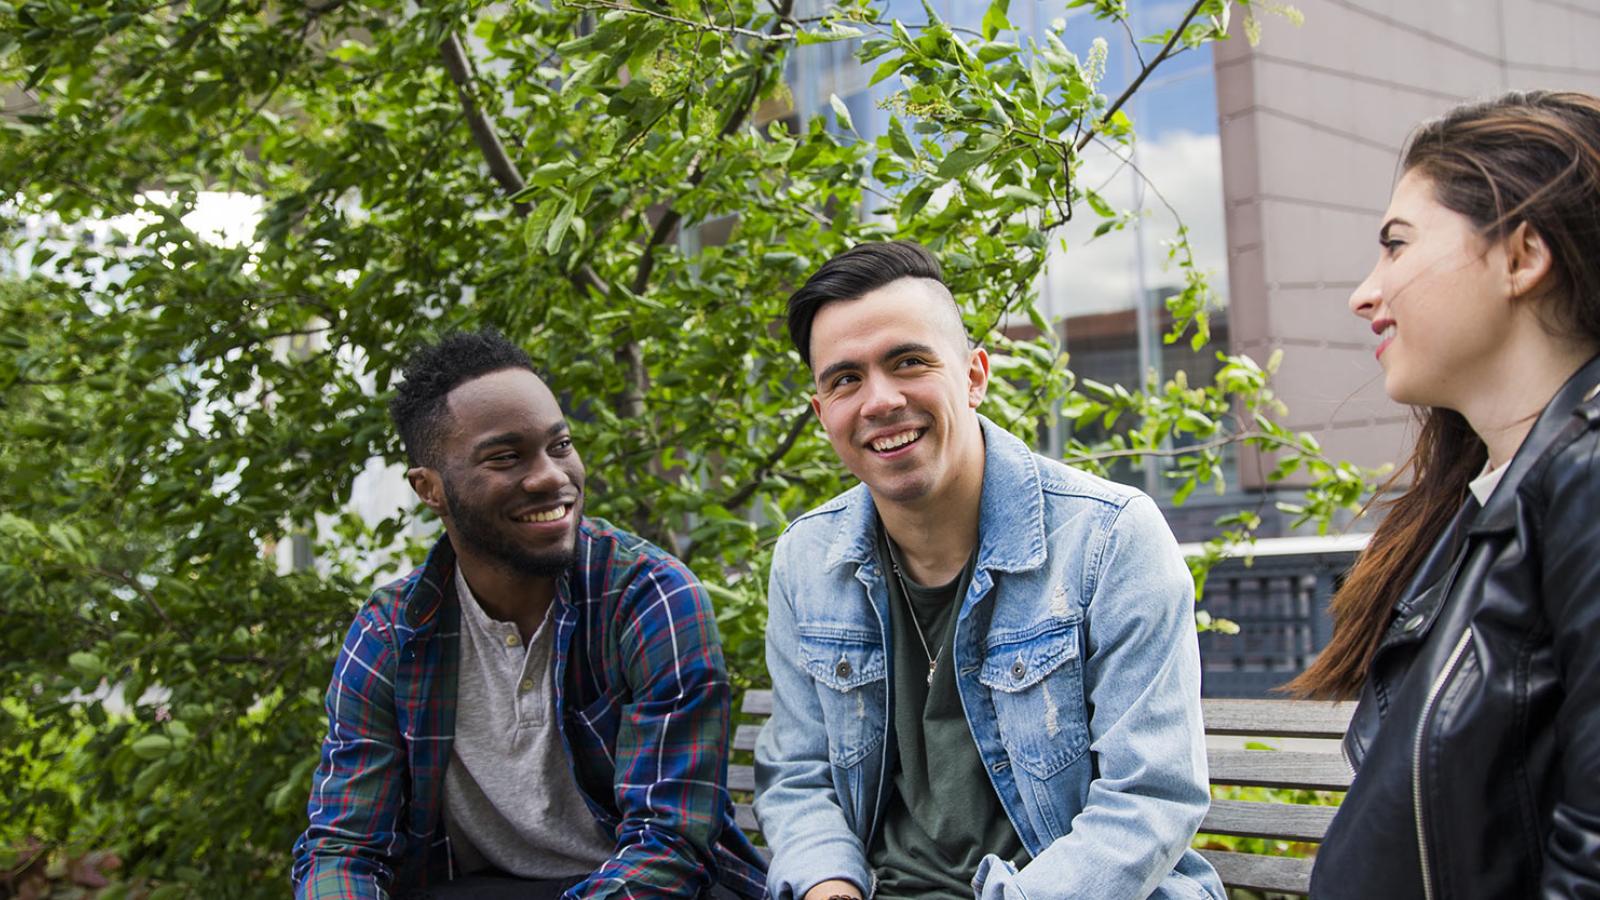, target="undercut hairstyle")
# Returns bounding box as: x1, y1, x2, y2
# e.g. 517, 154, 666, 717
786, 240, 967, 368
389, 328, 535, 468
